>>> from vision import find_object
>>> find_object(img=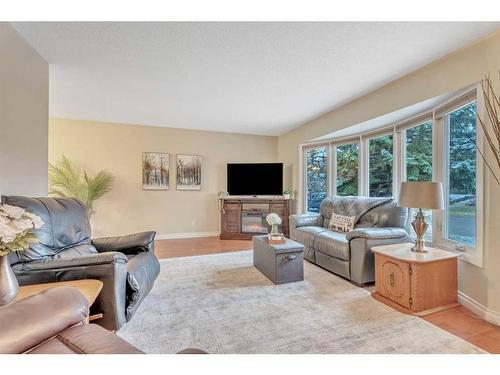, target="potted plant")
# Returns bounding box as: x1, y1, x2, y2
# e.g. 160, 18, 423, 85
0, 204, 43, 305
49, 155, 114, 217
283, 188, 293, 200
